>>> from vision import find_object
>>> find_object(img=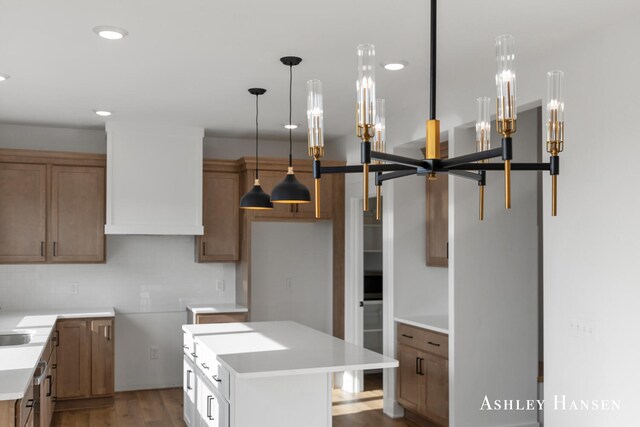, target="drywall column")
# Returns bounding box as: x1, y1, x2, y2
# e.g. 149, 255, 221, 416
449, 108, 540, 427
